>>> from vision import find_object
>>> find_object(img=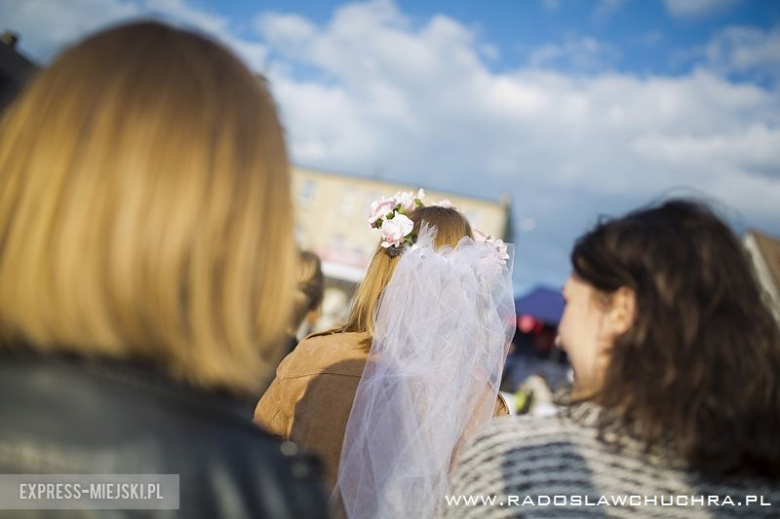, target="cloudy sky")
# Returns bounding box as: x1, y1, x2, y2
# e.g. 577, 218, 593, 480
2, 0, 779, 293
